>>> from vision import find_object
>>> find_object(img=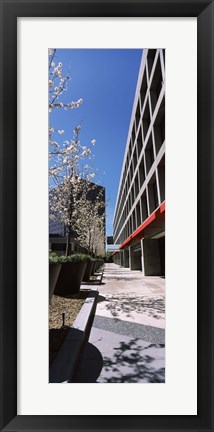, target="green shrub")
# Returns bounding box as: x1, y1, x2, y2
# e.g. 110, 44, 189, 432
58, 254, 92, 263
49, 251, 58, 258
103, 252, 113, 263
49, 252, 60, 264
